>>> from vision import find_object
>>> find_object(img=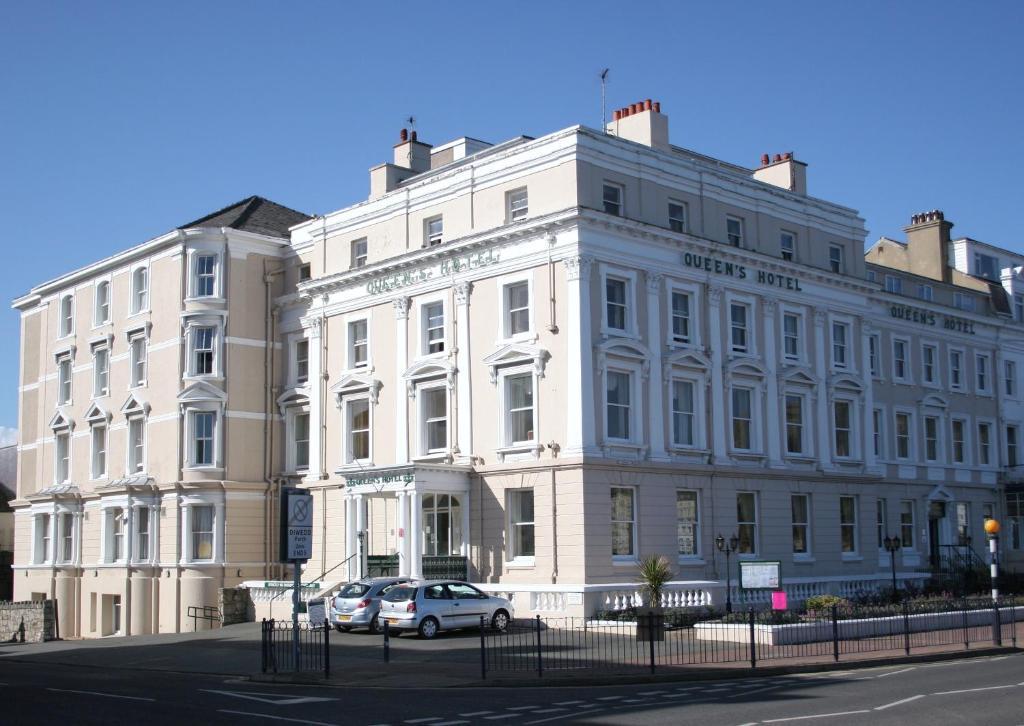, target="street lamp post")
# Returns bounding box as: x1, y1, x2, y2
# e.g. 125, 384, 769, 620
883, 535, 902, 603
716, 533, 740, 614
985, 519, 1001, 602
